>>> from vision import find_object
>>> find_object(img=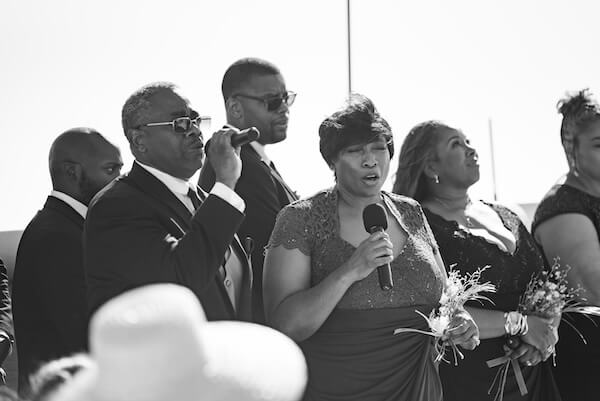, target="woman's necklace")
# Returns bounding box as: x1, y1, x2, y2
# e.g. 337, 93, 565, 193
432, 196, 475, 228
